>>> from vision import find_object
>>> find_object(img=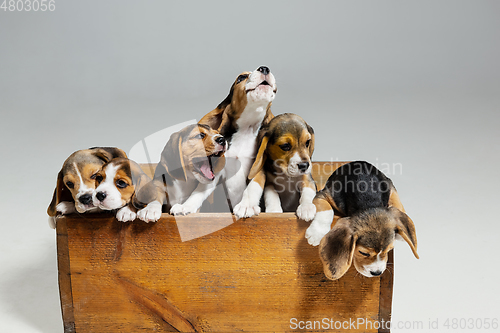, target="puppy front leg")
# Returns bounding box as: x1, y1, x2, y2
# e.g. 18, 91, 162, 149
233, 170, 265, 219
296, 176, 317, 221
305, 196, 334, 246
264, 184, 282, 213
116, 205, 137, 222
170, 178, 219, 216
